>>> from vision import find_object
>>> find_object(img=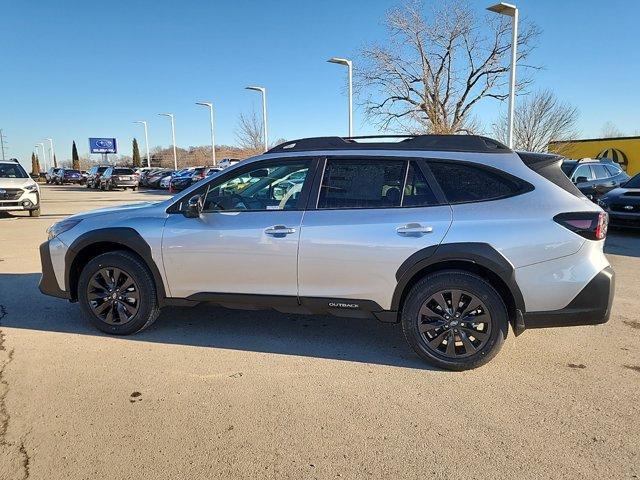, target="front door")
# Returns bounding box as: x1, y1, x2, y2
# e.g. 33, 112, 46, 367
162, 158, 315, 298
